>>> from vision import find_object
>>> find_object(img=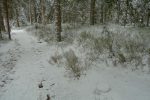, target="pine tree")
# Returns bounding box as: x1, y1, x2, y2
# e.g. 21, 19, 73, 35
54, 0, 61, 42
3, 0, 11, 40
90, 0, 96, 25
